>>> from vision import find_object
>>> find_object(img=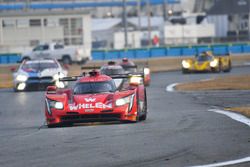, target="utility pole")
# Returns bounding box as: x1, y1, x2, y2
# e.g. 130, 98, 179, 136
163, 0, 167, 21
248, 0, 250, 40
147, 0, 152, 46
122, 0, 128, 48
25, 0, 30, 11
137, 0, 142, 31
